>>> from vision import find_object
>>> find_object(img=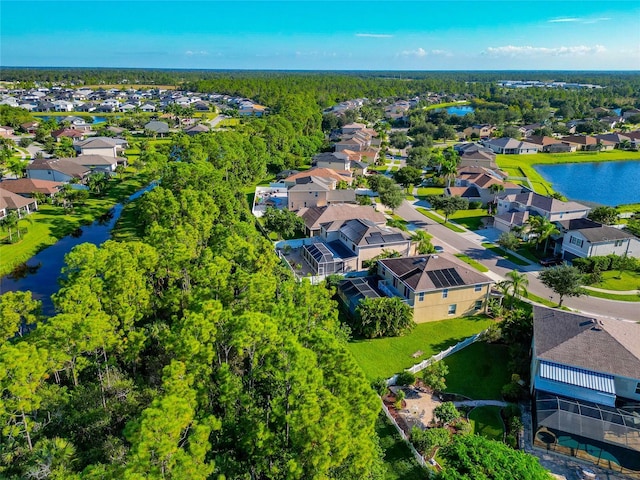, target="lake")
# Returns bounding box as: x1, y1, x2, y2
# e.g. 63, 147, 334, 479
435, 105, 475, 116
38, 115, 110, 124
0, 184, 155, 315
534, 161, 640, 206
